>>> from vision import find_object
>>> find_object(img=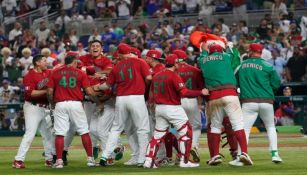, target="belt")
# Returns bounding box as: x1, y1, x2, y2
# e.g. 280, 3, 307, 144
27, 101, 49, 108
